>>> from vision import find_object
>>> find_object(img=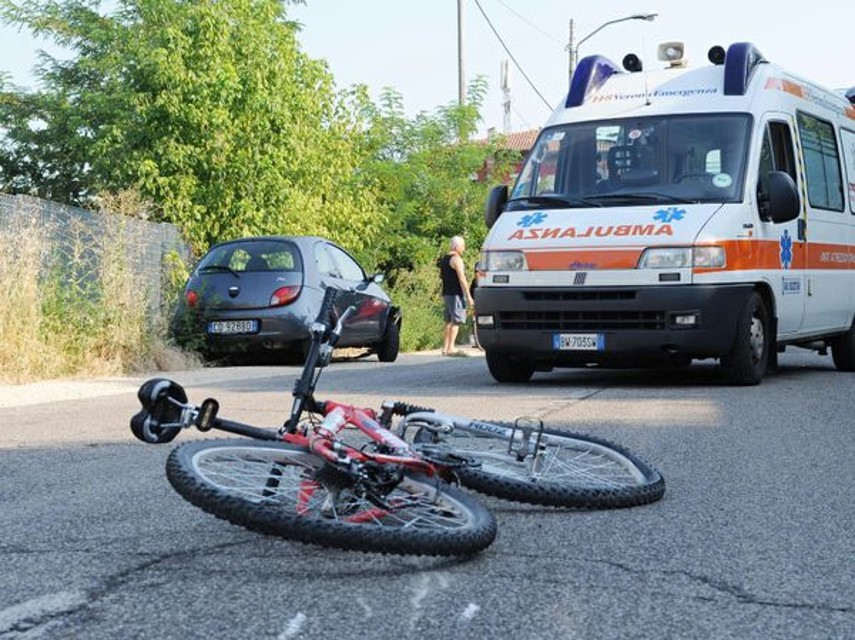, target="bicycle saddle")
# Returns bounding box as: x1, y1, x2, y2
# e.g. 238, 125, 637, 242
130, 378, 187, 443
